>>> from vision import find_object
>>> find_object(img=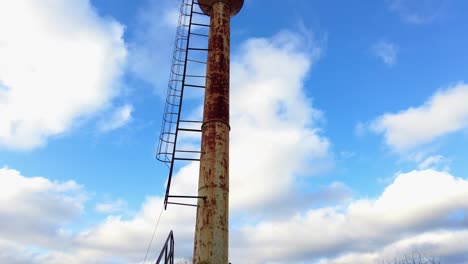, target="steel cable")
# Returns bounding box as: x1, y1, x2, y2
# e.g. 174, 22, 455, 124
141, 205, 164, 264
